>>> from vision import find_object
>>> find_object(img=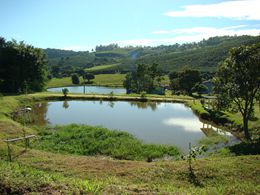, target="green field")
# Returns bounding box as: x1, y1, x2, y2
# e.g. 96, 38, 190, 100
84, 64, 120, 72
47, 74, 126, 88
